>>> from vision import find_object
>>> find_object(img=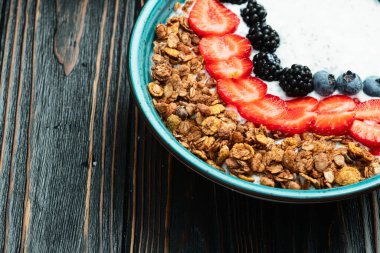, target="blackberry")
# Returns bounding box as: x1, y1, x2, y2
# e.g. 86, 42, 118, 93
220, 0, 248, 4
247, 23, 280, 53
241, 0, 267, 25
279, 64, 314, 97
253, 52, 282, 81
